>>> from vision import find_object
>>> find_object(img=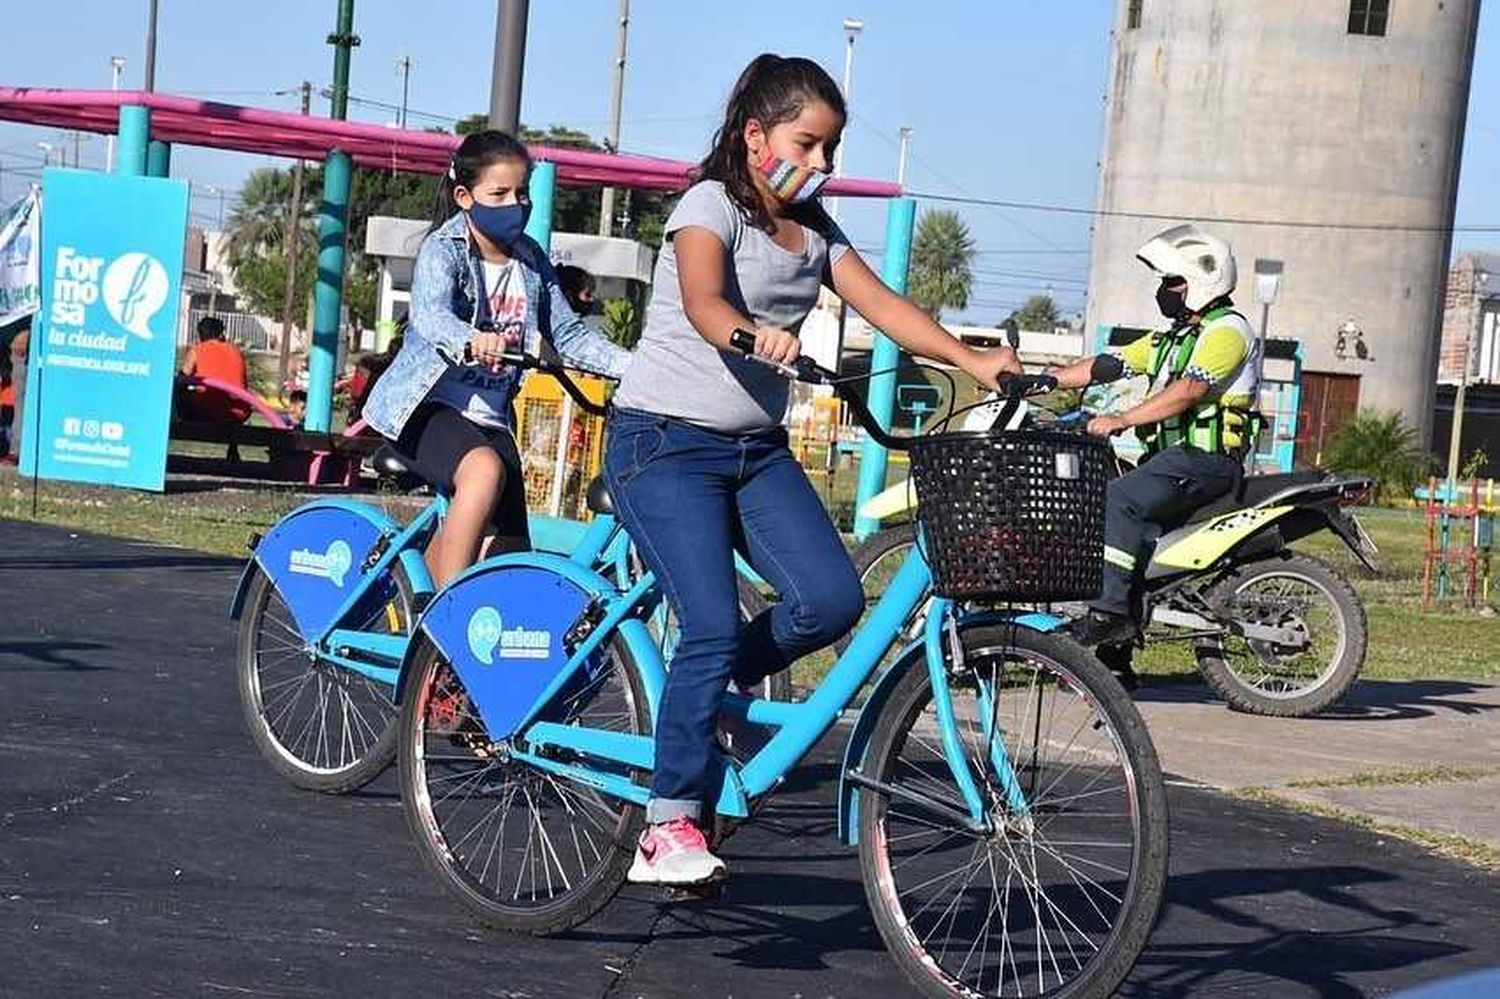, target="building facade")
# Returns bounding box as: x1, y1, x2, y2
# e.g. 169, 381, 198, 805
1086, 0, 1482, 456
